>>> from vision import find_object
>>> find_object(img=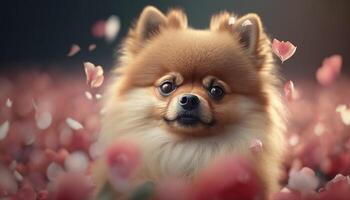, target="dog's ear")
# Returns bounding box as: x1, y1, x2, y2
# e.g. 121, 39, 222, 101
232, 14, 263, 56
210, 12, 263, 58
135, 6, 167, 42
167, 9, 188, 29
